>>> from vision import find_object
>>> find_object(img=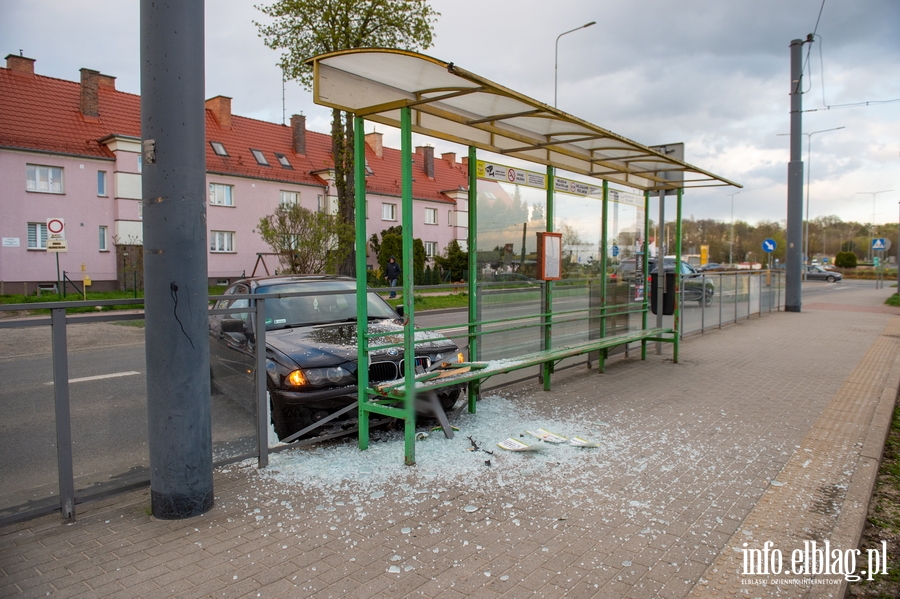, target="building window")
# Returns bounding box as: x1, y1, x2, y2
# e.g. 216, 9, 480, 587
137, 155, 142, 173
99, 226, 108, 251
275, 153, 292, 169
250, 149, 269, 166
448, 210, 454, 226
280, 190, 300, 205
210, 231, 234, 253
425, 207, 437, 225
382, 203, 397, 221
209, 183, 234, 206
27, 223, 48, 249
425, 241, 437, 258
138, 201, 143, 220
210, 141, 228, 156
97, 171, 107, 196
26, 164, 64, 194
